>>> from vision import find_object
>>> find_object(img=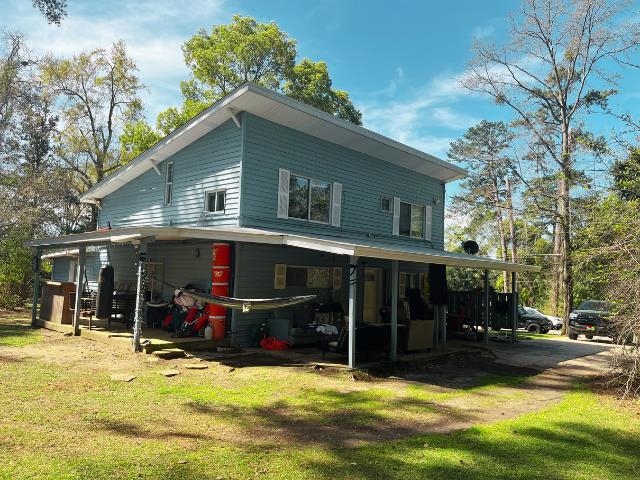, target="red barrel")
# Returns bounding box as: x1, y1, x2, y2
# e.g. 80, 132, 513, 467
209, 242, 231, 341
212, 243, 231, 266
208, 303, 226, 316
212, 266, 230, 283
211, 315, 226, 340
